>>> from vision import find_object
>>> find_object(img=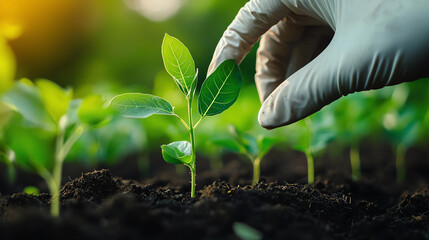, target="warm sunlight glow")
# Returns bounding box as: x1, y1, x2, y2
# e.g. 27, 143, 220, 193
124, 0, 185, 22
